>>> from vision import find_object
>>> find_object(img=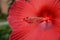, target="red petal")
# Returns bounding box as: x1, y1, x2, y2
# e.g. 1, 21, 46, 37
7, 0, 60, 40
